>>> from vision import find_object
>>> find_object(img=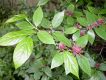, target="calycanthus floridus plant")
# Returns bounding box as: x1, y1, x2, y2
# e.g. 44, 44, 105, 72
0, 0, 106, 79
